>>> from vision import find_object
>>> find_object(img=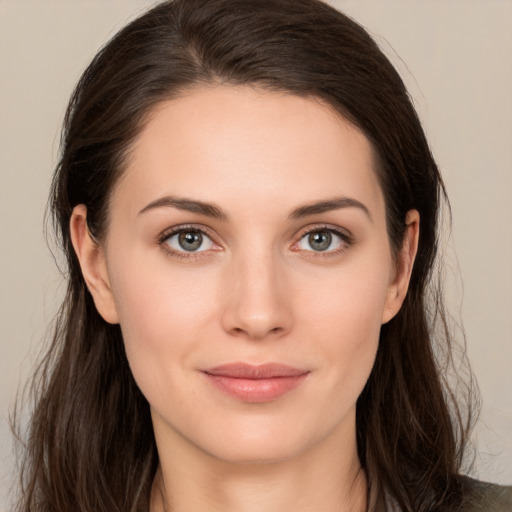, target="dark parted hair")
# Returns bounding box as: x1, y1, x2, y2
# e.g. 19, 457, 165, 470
13, 0, 477, 510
